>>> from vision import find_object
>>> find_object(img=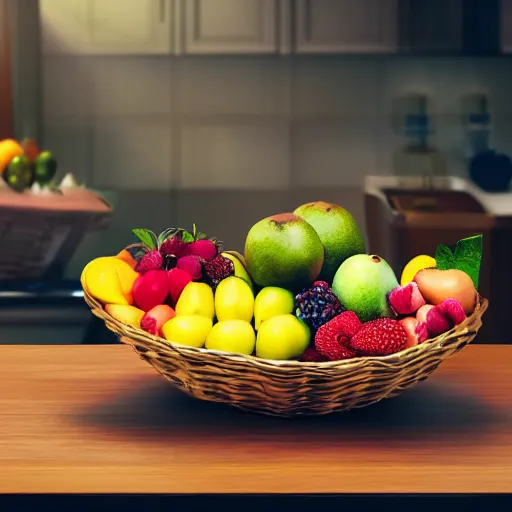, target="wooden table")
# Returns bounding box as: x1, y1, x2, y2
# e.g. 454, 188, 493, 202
1, 345, 512, 510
